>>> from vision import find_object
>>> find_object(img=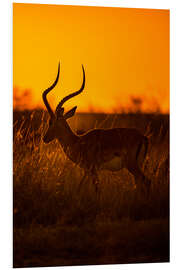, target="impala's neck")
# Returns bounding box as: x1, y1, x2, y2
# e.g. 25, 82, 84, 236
56, 120, 79, 152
